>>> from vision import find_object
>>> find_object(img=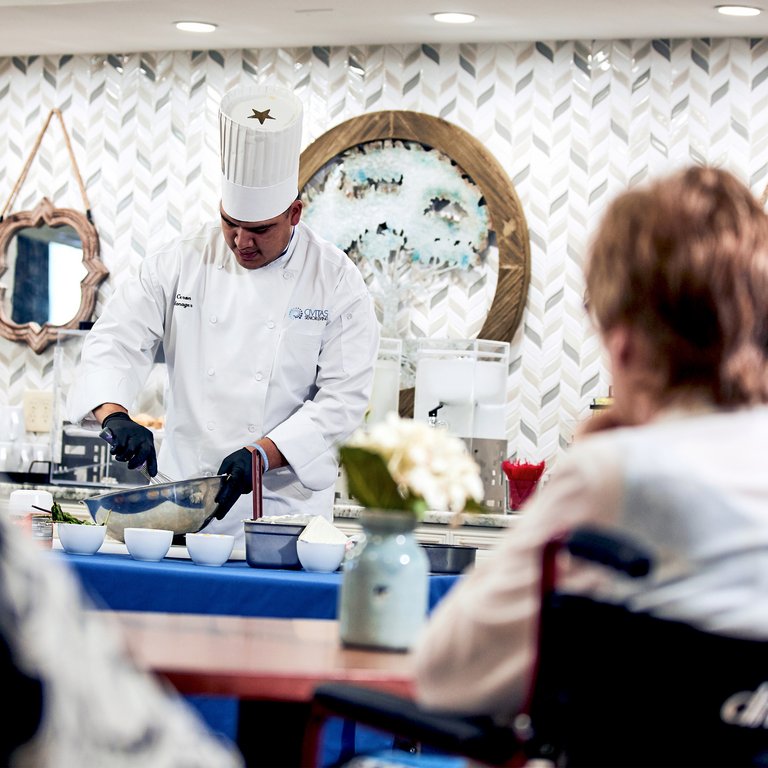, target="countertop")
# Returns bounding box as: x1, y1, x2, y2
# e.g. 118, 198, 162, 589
331, 502, 515, 528
0, 480, 516, 529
